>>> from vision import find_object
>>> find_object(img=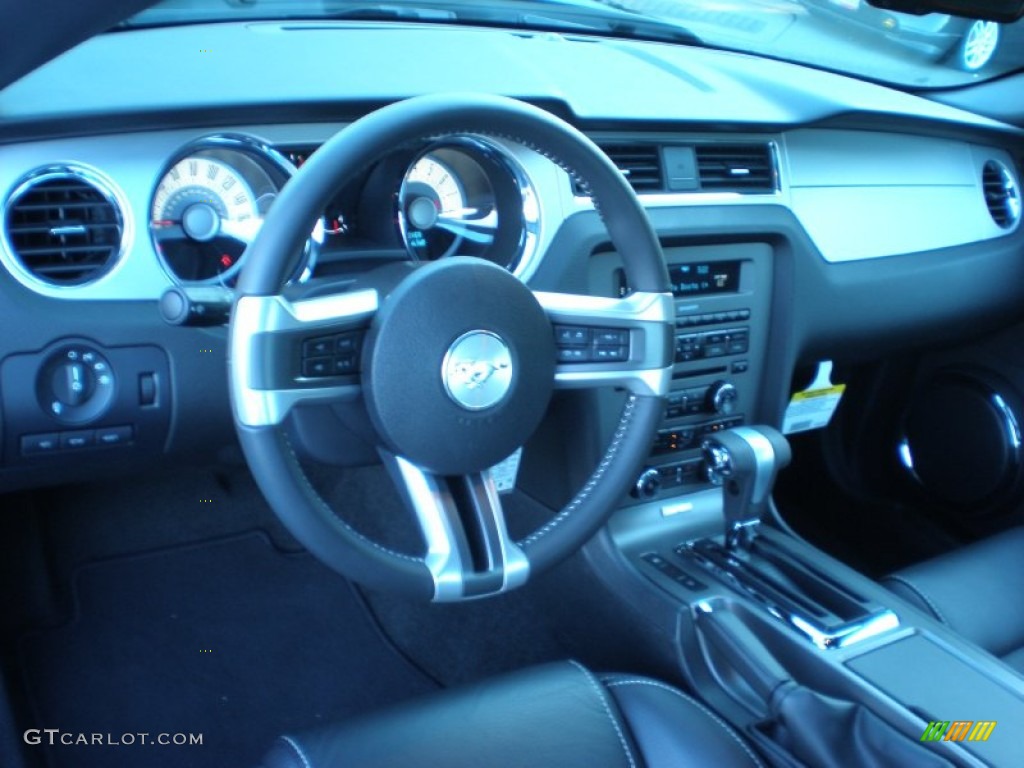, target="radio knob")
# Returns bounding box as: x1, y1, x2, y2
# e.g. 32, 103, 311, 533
631, 468, 662, 499
707, 380, 738, 415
